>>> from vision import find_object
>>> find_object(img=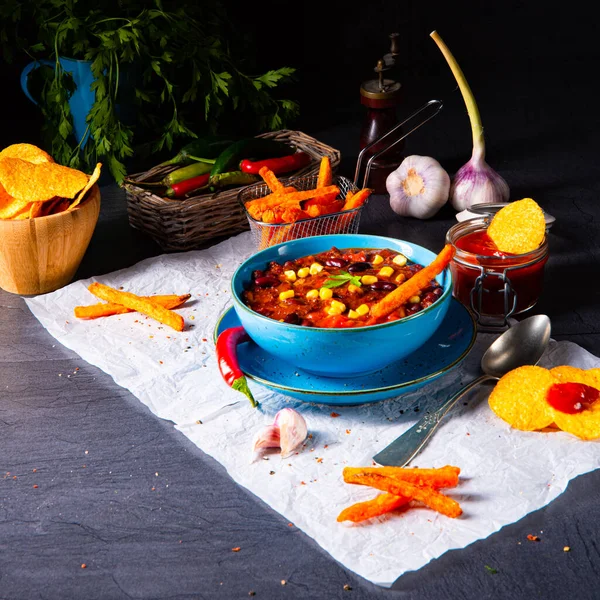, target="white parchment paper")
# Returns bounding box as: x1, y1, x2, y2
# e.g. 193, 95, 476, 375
25, 231, 600, 587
